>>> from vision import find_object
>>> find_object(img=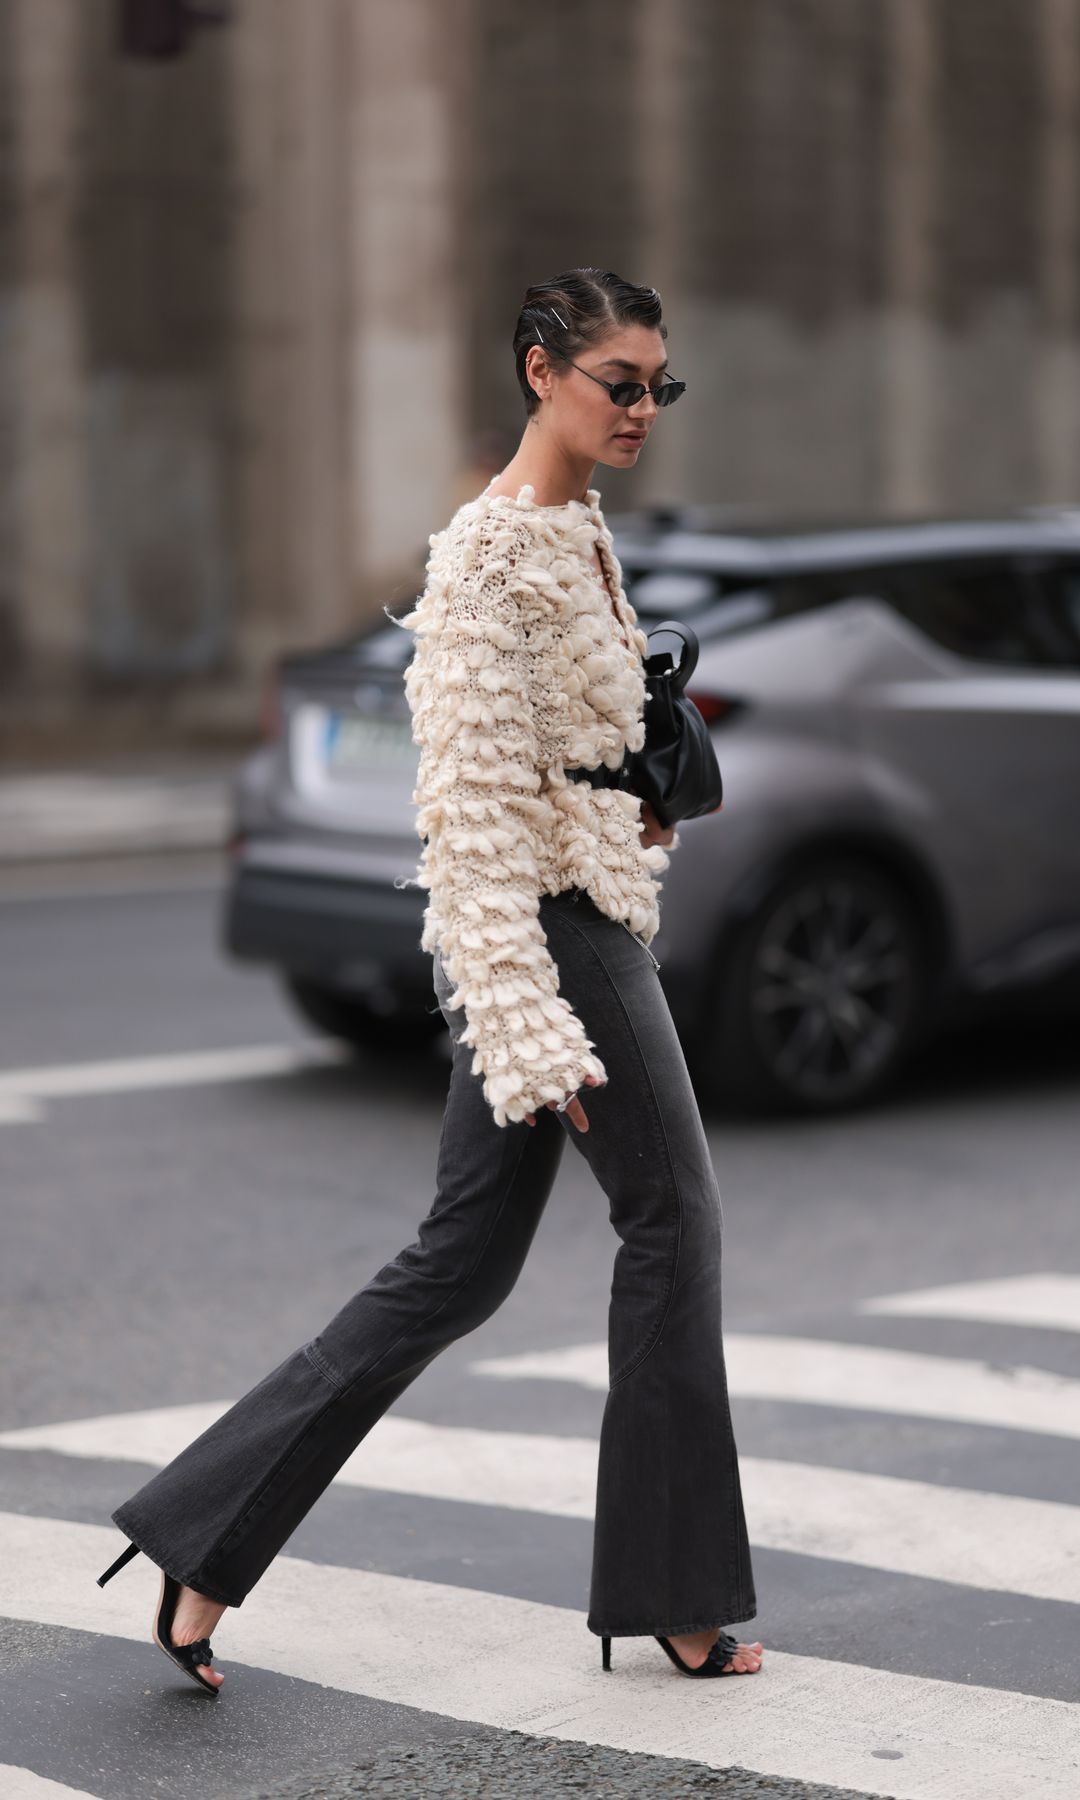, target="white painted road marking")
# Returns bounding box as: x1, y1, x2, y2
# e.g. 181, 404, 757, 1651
862, 1273, 1080, 1336
0, 1041, 348, 1121
0, 1093, 43, 1125
4, 1403, 1080, 1604
471, 1335, 1080, 1441
0, 1770, 96, 1799
2, 1512, 1076, 1800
